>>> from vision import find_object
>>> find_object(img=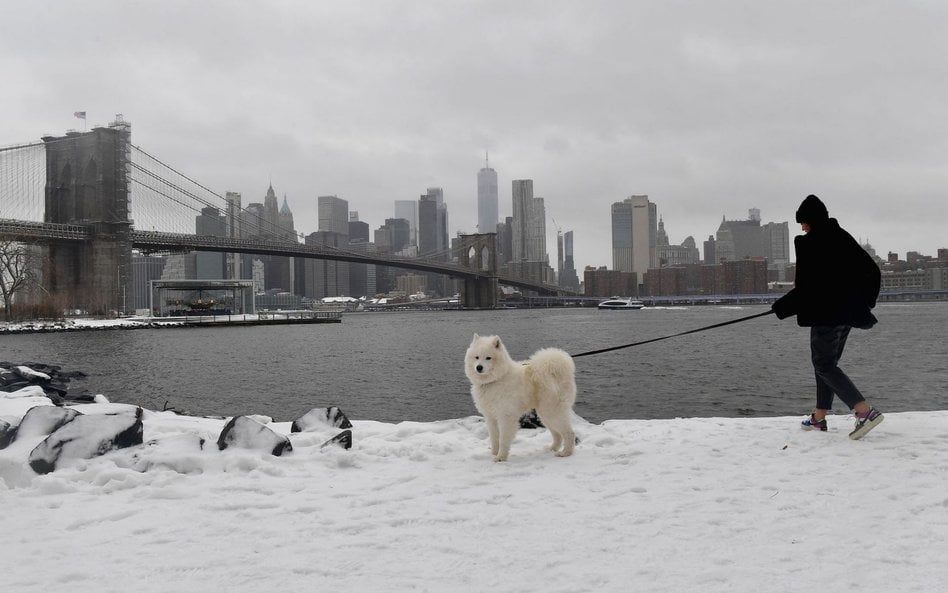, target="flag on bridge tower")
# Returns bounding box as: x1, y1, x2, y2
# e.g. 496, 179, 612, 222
73, 111, 86, 119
